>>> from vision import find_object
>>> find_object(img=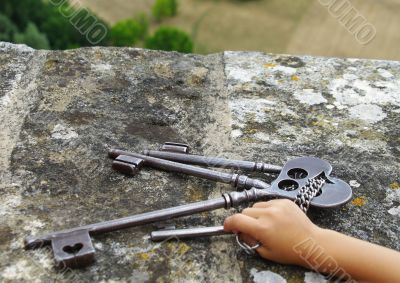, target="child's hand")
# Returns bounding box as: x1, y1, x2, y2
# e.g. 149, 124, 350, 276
225, 199, 400, 283
223, 199, 320, 266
